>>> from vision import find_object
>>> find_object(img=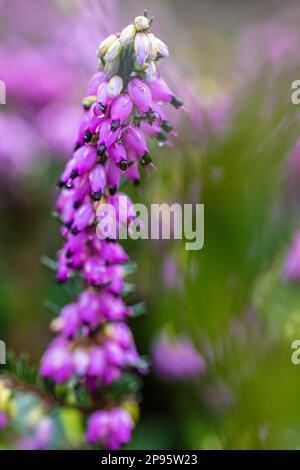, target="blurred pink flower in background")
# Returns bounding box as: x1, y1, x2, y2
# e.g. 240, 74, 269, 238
0, 0, 117, 175
151, 331, 206, 381
0, 113, 45, 175
164, 64, 233, 140
283, 232, 300, 282
237, 17, 299, 76
163, 255, 183, 290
